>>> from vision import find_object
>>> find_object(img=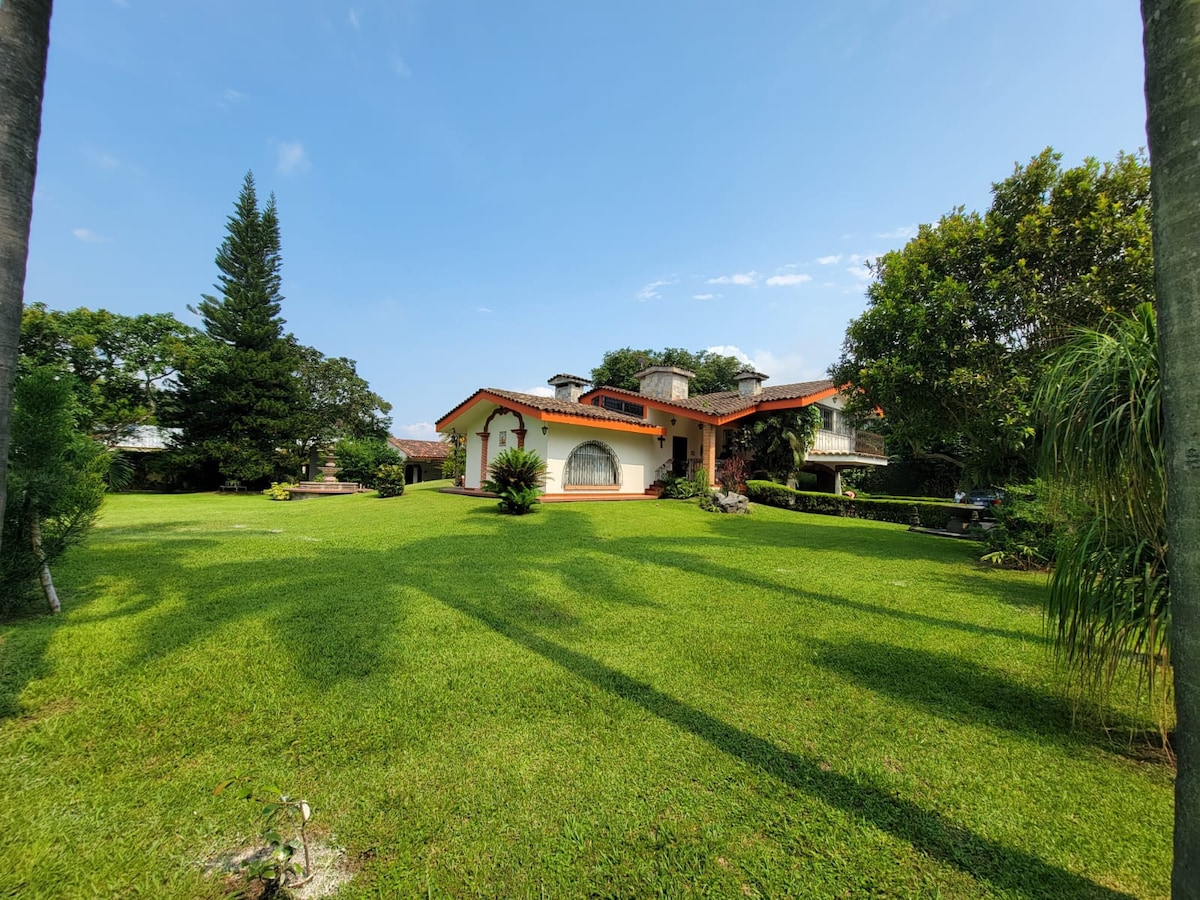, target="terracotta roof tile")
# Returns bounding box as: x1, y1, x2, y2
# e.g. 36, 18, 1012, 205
387, 438, 451, 459
437, 388, 659, 429
585, 379, 835, 417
